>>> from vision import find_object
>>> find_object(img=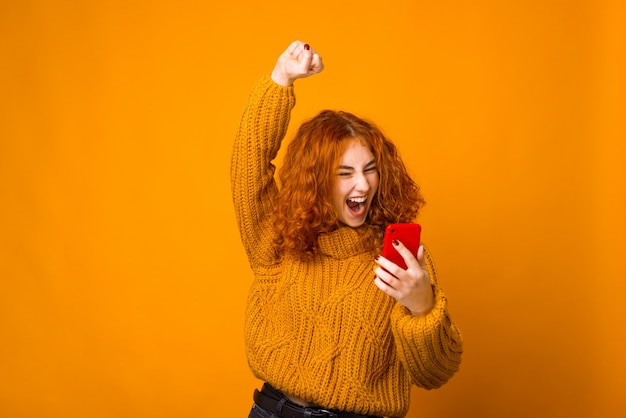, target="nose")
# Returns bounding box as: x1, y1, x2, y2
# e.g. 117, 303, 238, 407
354, 172, 370, 193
